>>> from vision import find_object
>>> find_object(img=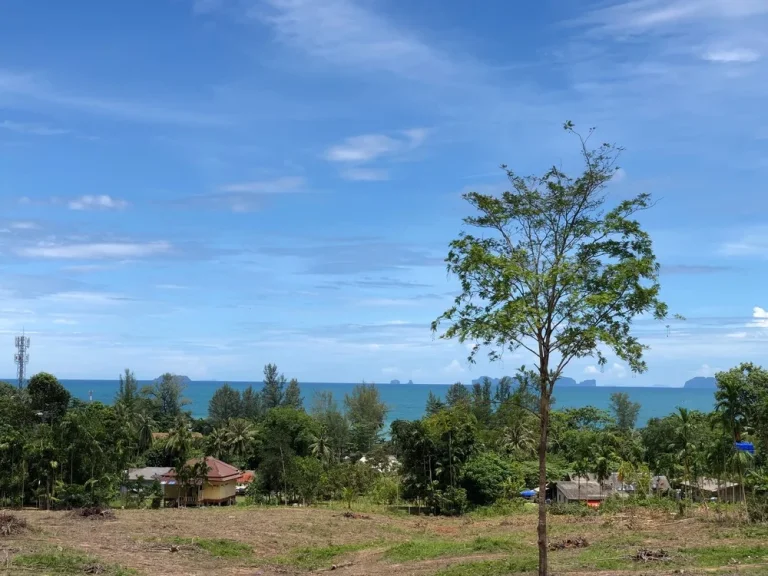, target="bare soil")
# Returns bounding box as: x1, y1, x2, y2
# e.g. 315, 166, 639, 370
0, 506, 765, 575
